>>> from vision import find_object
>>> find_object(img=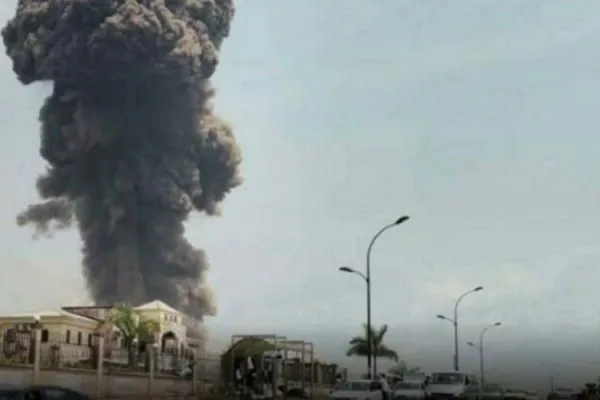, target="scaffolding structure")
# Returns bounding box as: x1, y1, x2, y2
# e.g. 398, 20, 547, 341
229, 334, 286, 399
277, 339, 315, 400
227, 334, 316, 399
